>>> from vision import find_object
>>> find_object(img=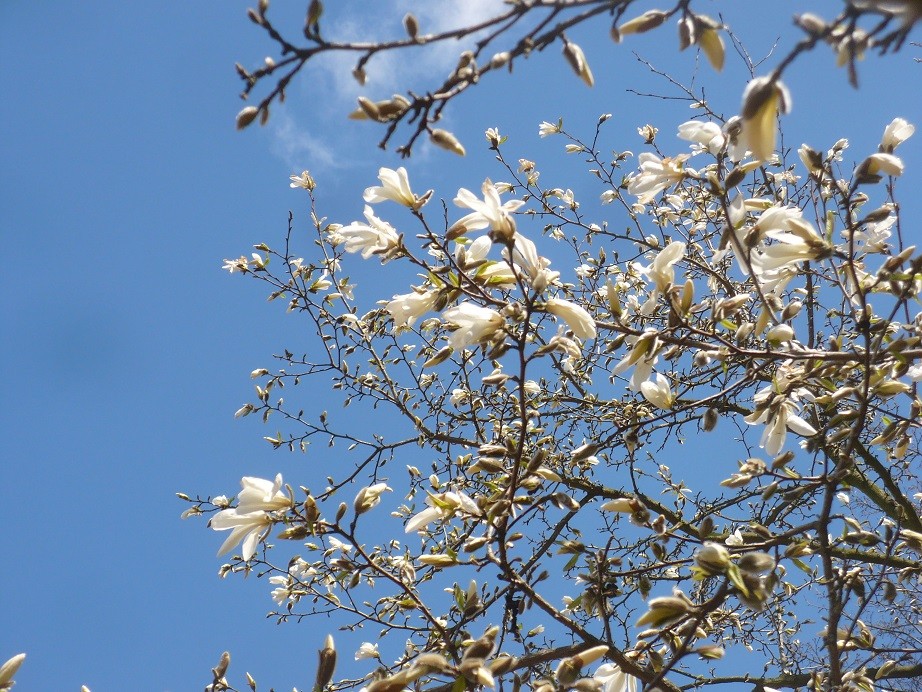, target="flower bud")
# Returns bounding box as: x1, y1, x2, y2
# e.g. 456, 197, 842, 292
694, 542, 732, 576
430, 129, 466, 156
315, 635, 337, 691
619, 10, 668, 36
212, 651, 231, 680
236, 106, 260, 130
403, 13, 419, 40
562, 40, 594, 87
0, 654, 26, 687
